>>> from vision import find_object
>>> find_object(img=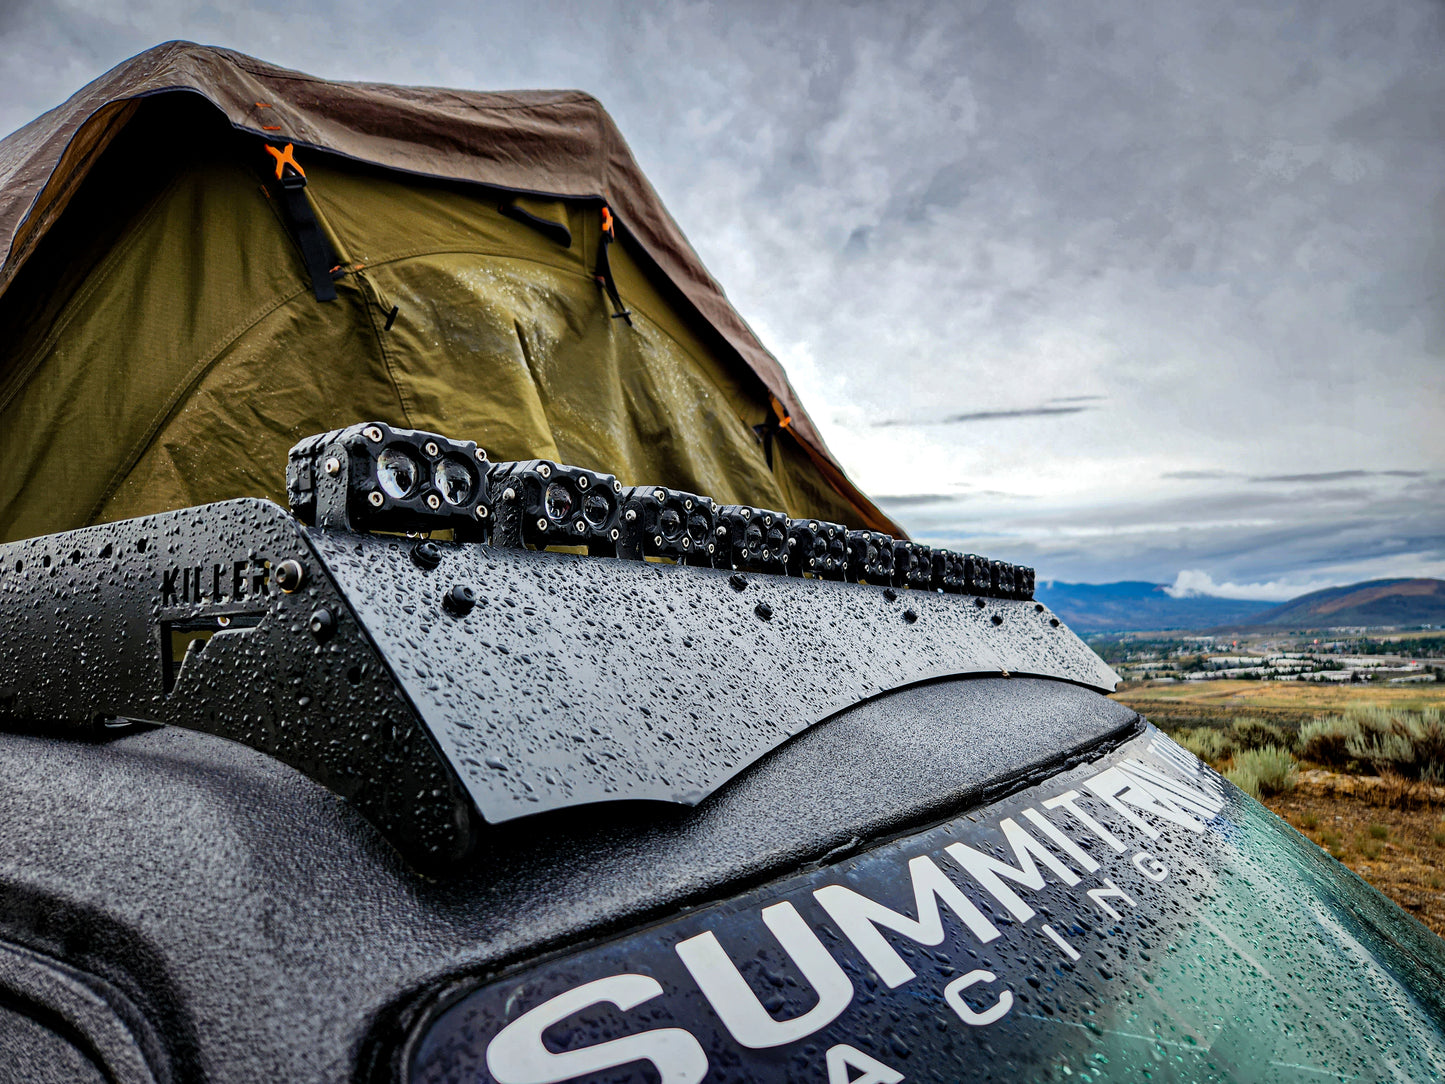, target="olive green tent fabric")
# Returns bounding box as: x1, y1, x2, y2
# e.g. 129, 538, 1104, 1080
0, 94, 875, 542
0, 42, 899, 542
